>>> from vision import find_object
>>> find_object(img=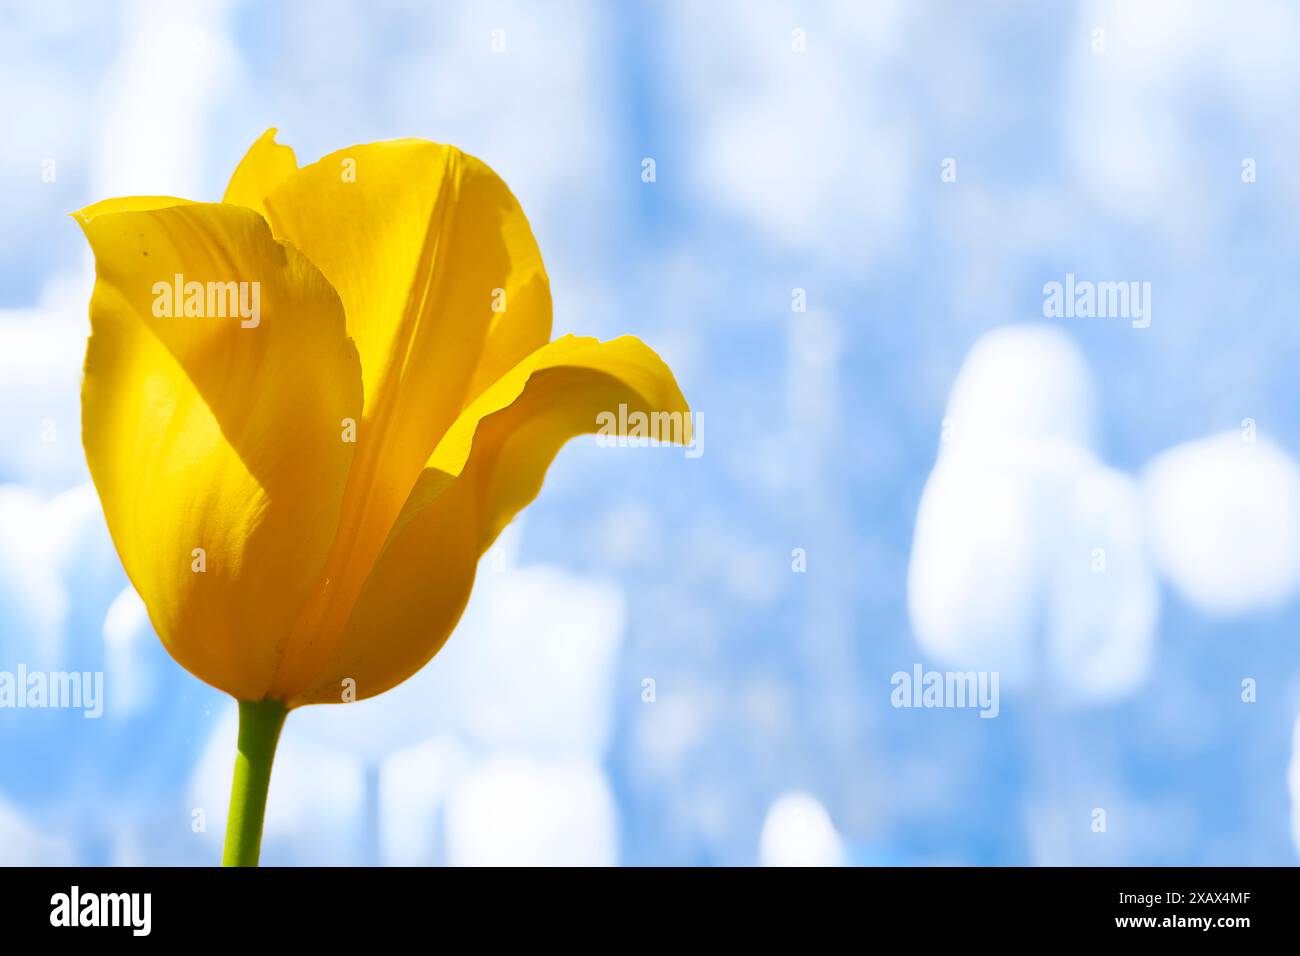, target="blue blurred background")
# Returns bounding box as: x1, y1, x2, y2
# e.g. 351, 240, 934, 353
3, 0, 1300, 865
